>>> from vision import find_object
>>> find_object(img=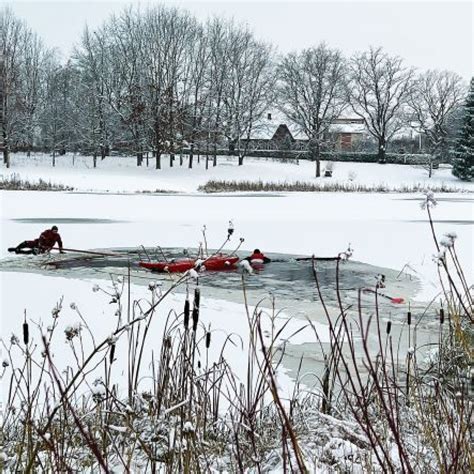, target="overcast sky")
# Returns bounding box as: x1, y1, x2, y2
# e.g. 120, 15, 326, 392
6, 0, 473, 79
